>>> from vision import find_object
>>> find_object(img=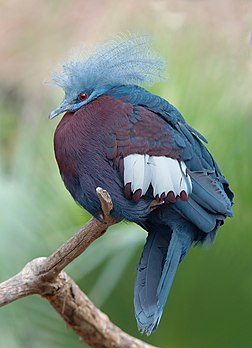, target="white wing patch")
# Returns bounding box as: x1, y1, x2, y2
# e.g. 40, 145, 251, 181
123, 154, 192, 202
